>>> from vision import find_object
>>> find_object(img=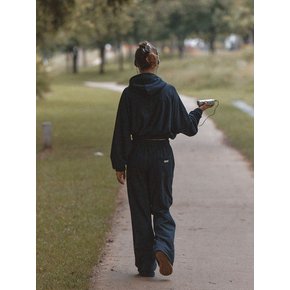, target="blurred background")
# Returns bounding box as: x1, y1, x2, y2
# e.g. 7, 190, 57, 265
36, 0, 253, 289
37, 0, 253, 92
